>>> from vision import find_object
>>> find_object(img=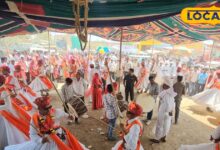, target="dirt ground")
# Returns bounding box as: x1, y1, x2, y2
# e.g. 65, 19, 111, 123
50, 85, 220, 150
